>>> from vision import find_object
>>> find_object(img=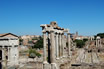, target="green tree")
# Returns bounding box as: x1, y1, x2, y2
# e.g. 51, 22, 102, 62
19, 38, 23, 45
32, 37, 38, 40
83, 38, 88, 42
74, 40, 85, 48
34, 36, 43, 49
97, 33, 104, 38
